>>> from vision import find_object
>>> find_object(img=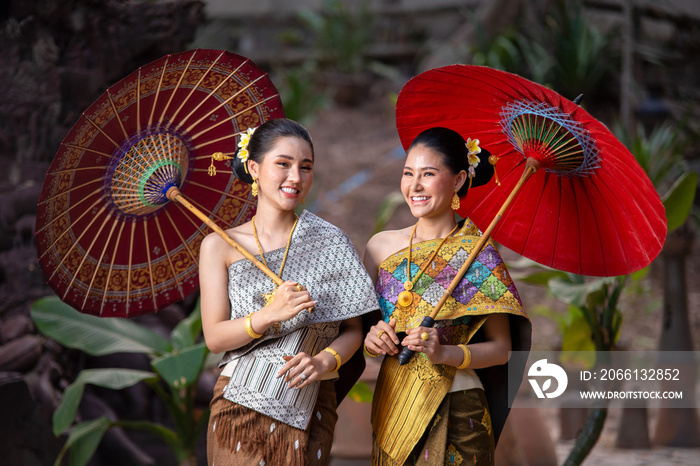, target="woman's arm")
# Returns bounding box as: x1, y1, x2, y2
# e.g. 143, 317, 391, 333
277, 316, 364, 389
404, 313, 512, 369
199, 233, 316, 354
